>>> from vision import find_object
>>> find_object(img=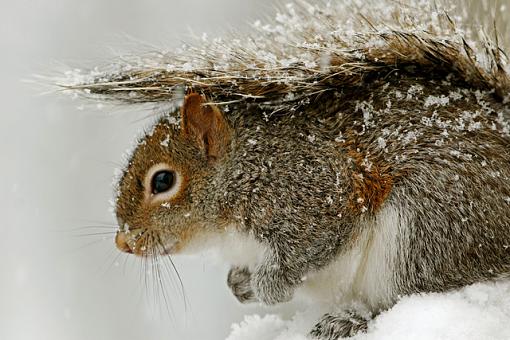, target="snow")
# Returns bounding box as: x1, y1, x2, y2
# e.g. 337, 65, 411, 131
424, 95, 450, 108
227, 281, 510, 340
377, 137, 387, 150
227, 315, 288, 340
